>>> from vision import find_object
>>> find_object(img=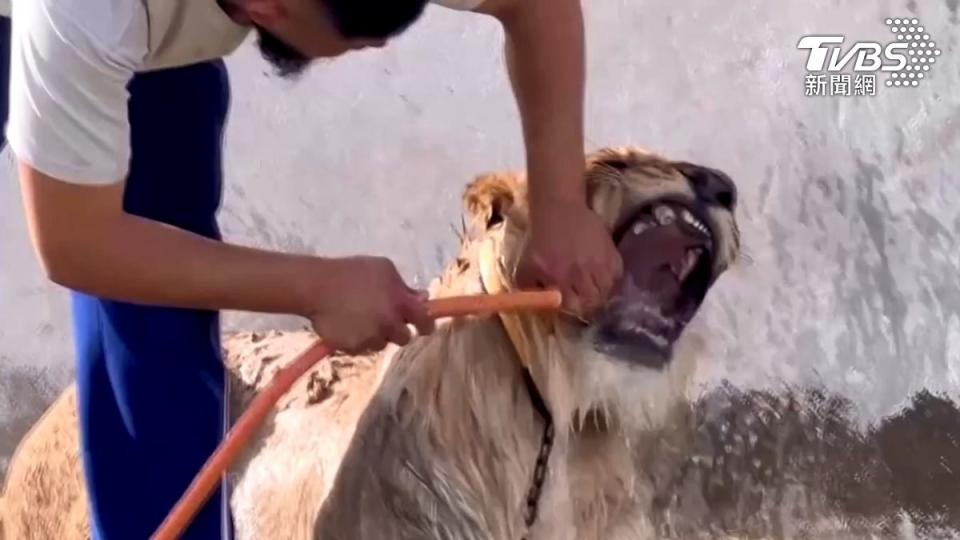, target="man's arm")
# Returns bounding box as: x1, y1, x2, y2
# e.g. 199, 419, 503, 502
19, 165, 315, 314
476, 0, 586, 206
7, 1, 298, 313
474, 0, 623, 316
9, 2, 432, 353
19, 165, 434, 350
